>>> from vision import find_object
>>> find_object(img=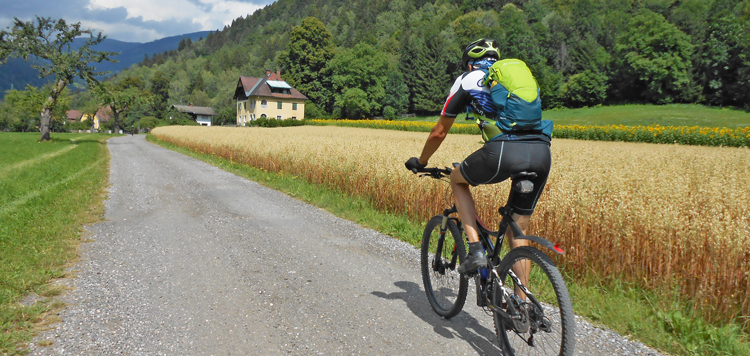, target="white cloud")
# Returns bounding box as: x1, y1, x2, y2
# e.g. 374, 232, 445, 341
86, 0, 266, 41
0, 0, 273, 42
79, 20, 163, 43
